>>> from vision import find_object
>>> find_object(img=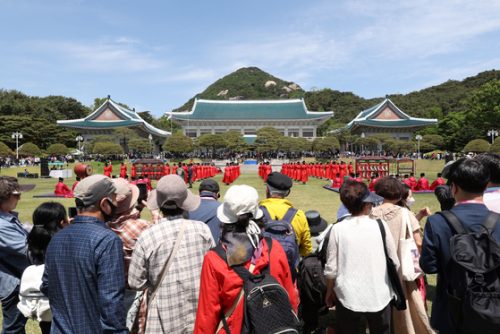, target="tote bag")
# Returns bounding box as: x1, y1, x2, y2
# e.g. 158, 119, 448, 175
398, 209, 423, 281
